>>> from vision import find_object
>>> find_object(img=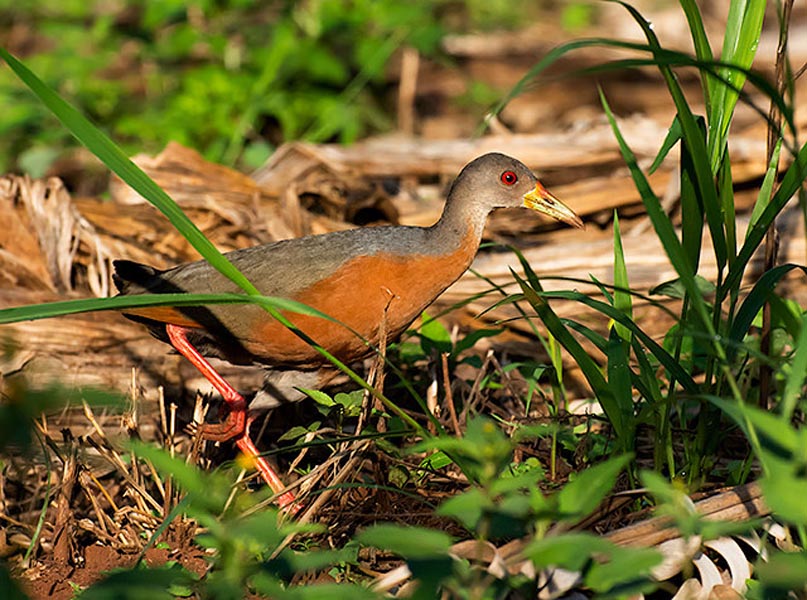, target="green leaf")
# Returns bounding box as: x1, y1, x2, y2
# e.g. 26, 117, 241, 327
615, 3, 727, 274
710, 398, 799, 461
128, 441, 229, 514
557, 454, 632, 522
678, 0, 714, 116
600, 87, 723, 366
419, 450, 453, 471
708, 0, 766, 171
419, 312, 452, 355
511, 267, 621, 437
523, 532, 608, 571
78, 563, 197, 600
759, 459, 807, 525
754, 551, 807, 590
781, 313, 807, 420
649, 275, 716, 300
357, 524, 453, 558
724, 141, 807, 295
436, 488, 489, 531
453, 328, 503, 356
585, 545, 661, 593
647, 116, 682, 174
729, 264, 807, 352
